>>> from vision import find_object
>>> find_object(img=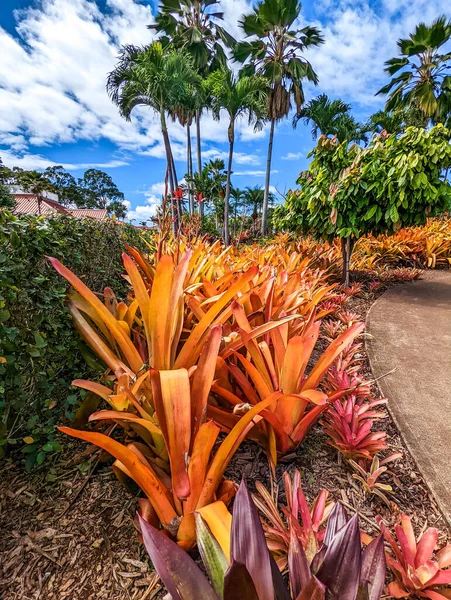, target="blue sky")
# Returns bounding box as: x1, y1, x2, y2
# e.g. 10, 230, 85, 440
1, 0, 450, 221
